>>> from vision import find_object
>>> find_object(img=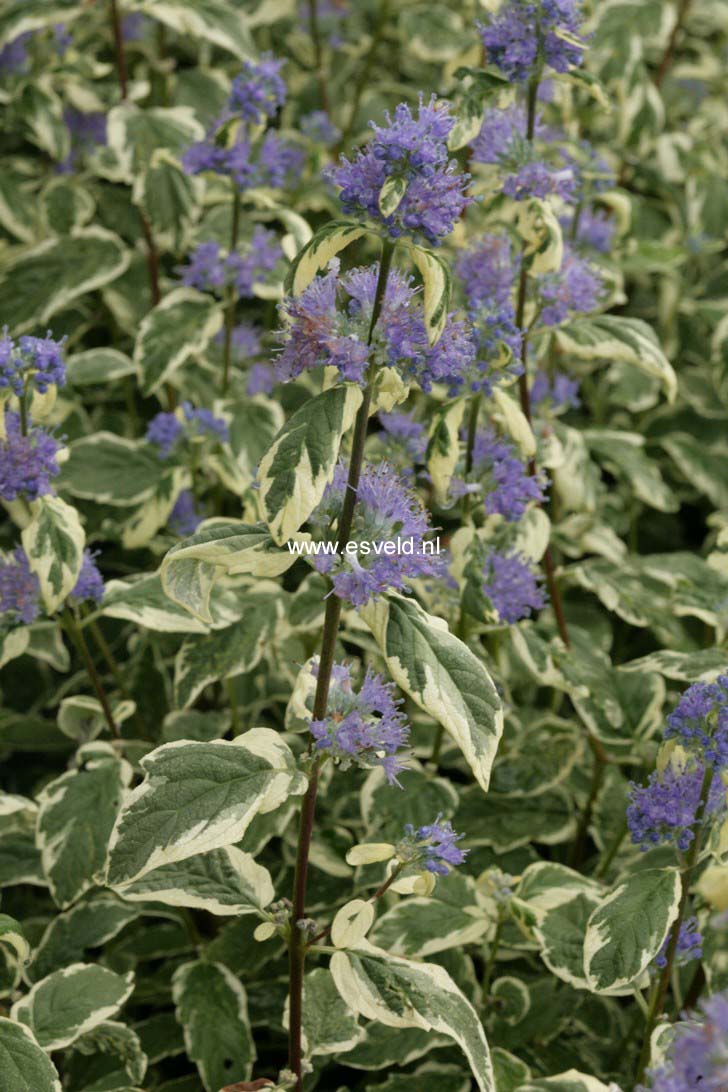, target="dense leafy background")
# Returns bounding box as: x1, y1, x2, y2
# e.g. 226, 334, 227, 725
1, 2, 727, 1091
